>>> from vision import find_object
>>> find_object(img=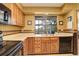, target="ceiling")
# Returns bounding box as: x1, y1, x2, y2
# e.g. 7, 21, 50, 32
21, 3, 64, 7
